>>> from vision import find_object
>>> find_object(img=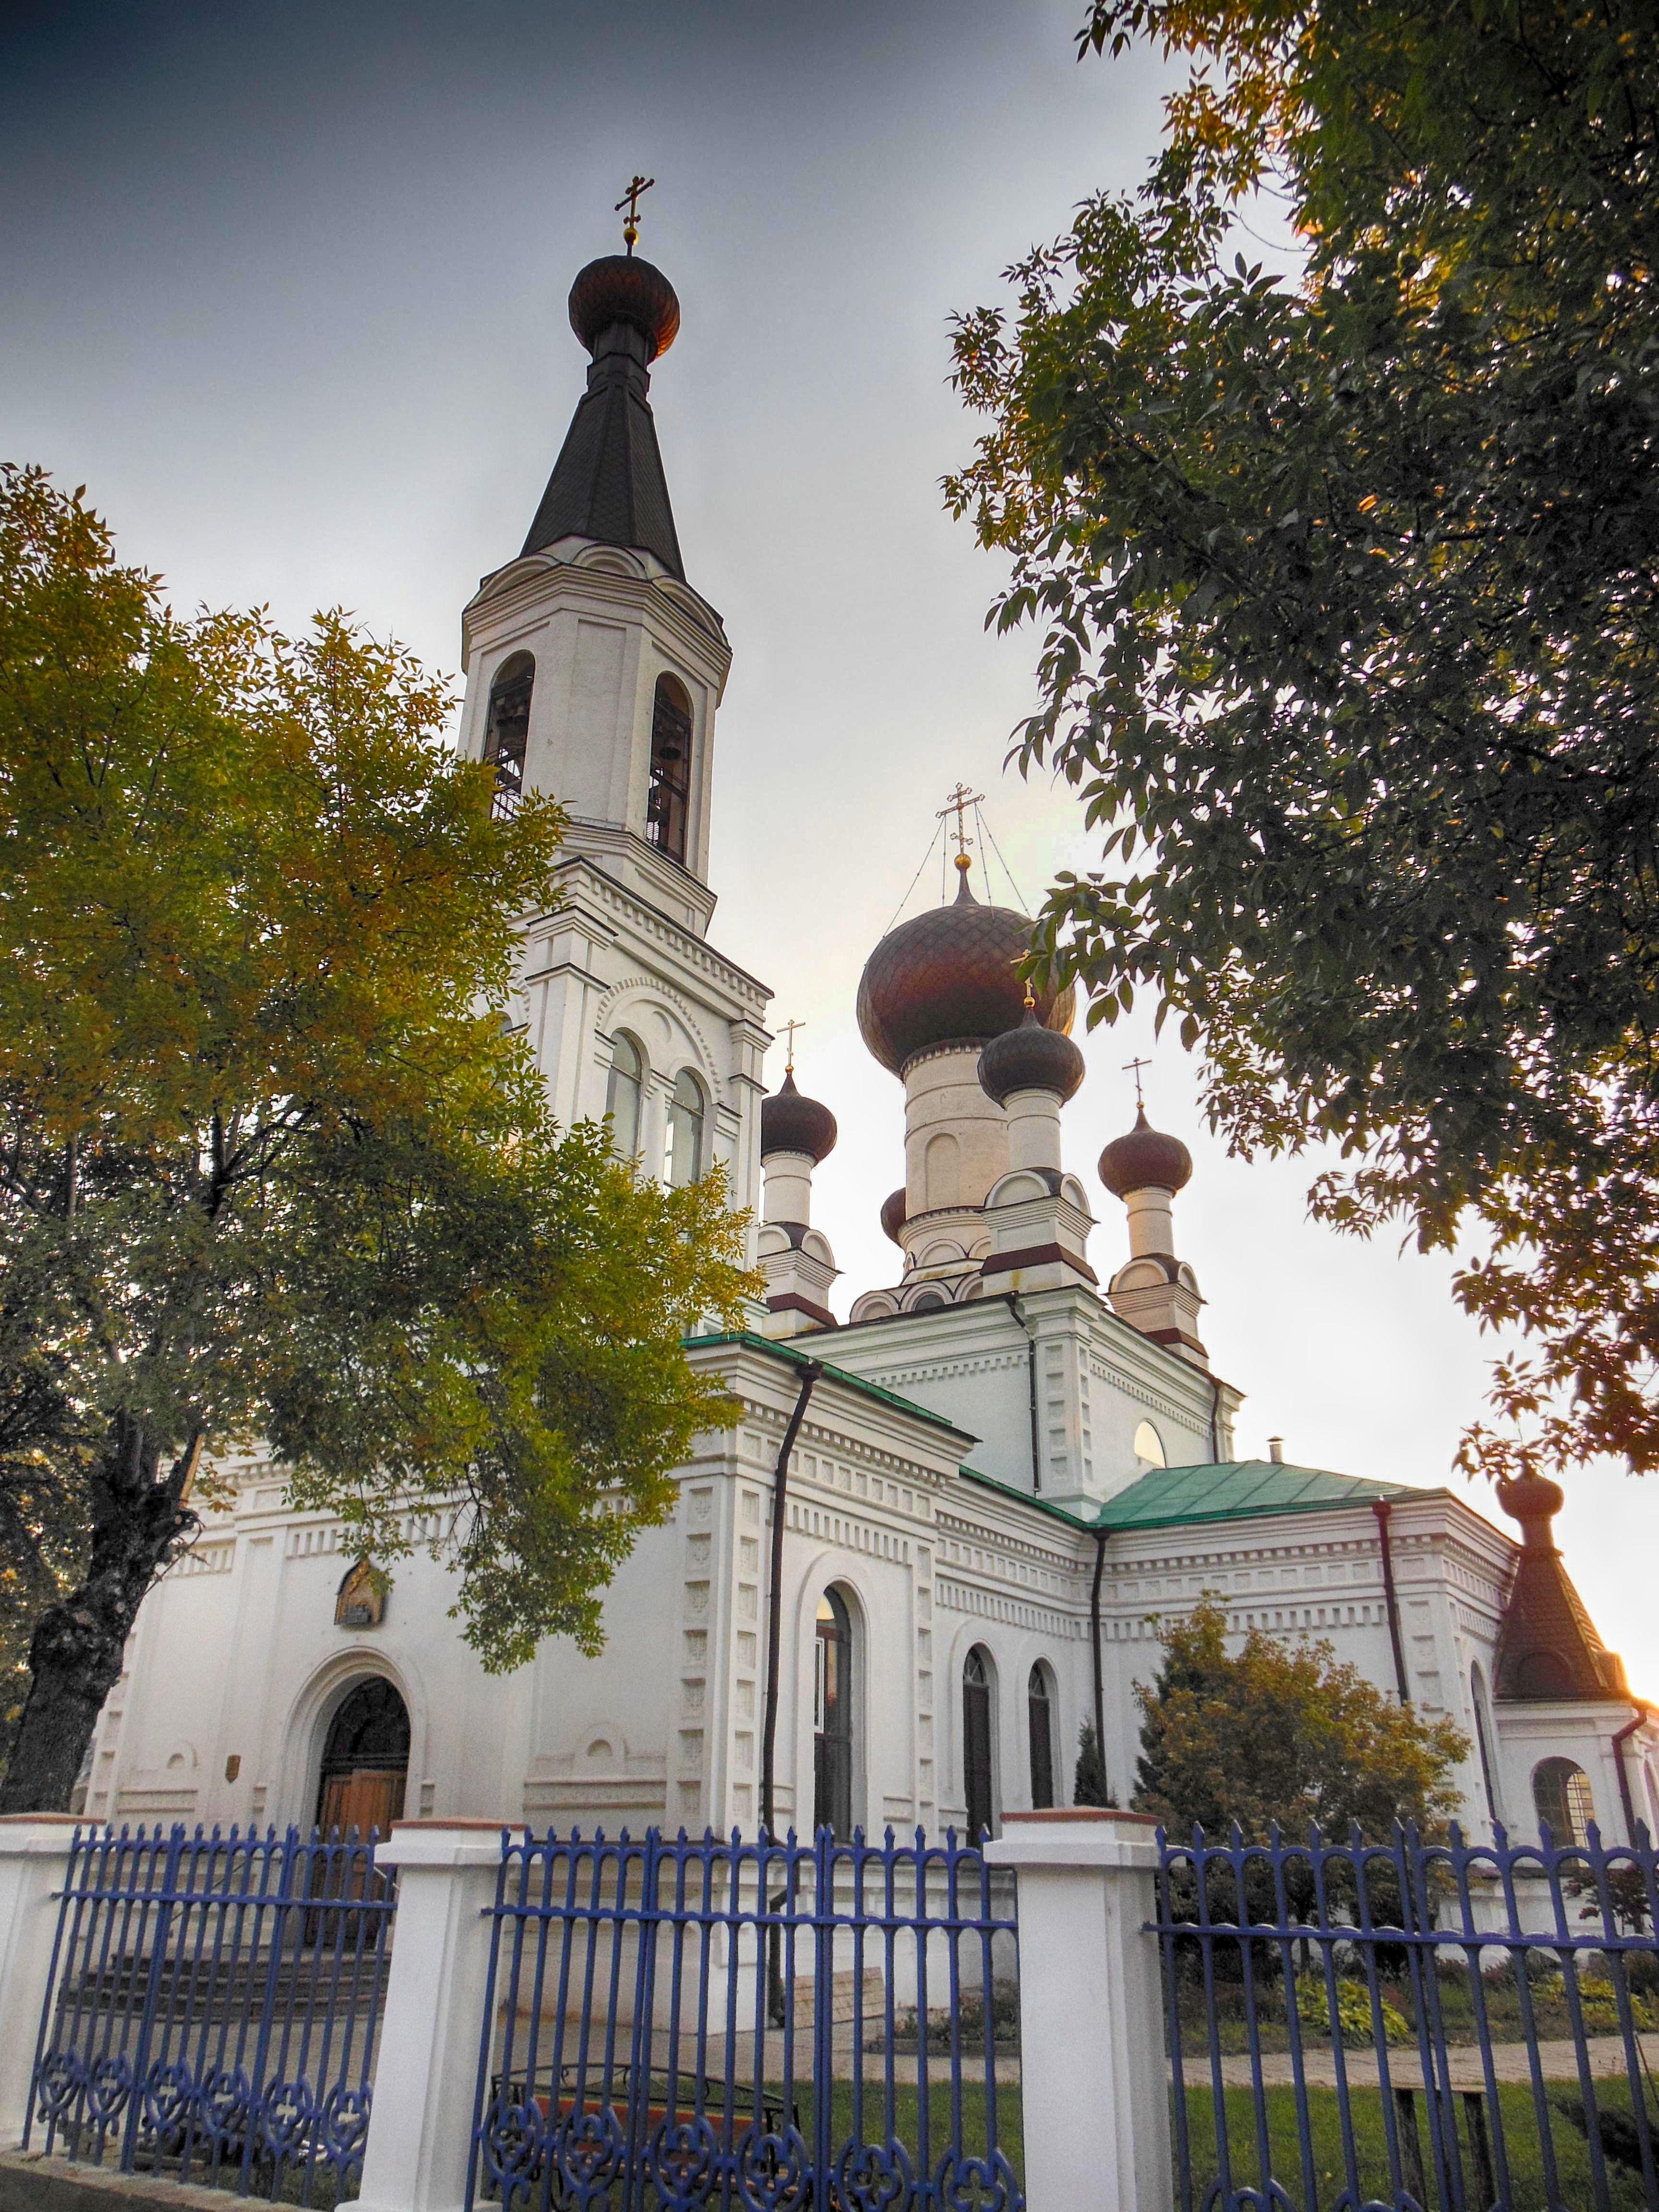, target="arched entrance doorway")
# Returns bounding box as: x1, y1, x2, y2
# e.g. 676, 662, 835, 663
316, 1678, 409, 1837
